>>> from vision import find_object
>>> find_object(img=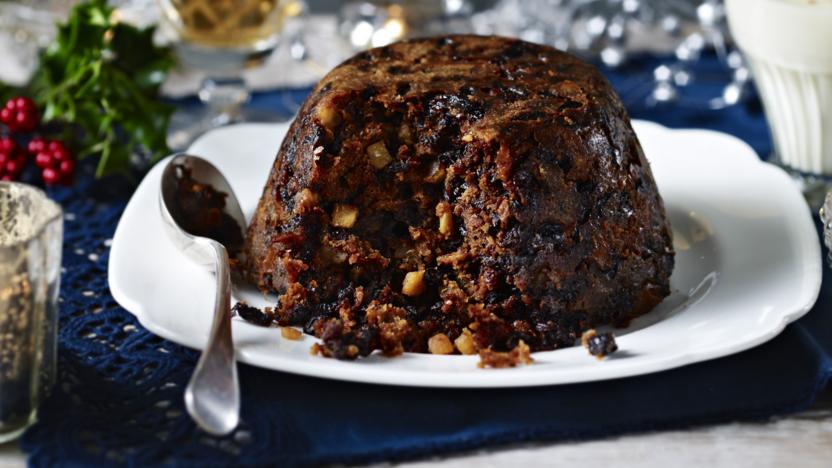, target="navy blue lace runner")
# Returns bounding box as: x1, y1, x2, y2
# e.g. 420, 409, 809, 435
20, 53, 832, 467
